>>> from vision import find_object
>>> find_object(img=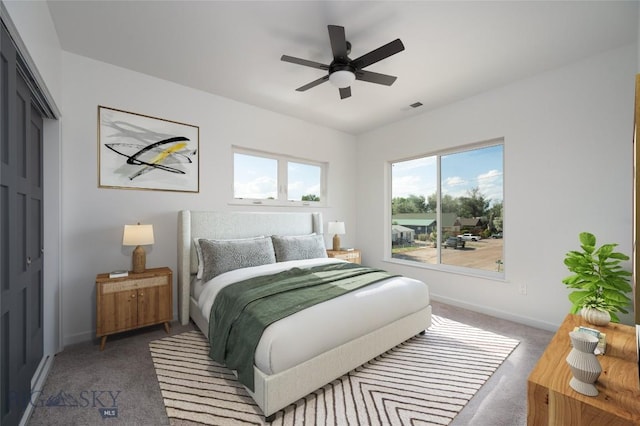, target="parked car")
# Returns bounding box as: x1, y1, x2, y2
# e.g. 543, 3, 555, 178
491, 232, 503, 239
443, 236, 465, 249
457, 232, 481, 241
